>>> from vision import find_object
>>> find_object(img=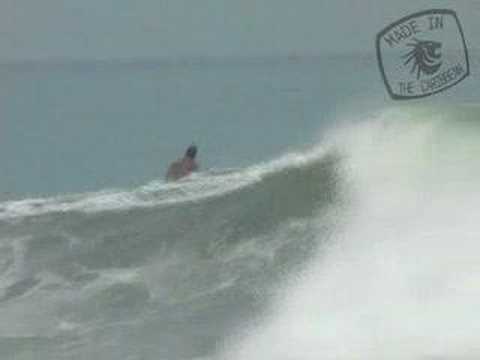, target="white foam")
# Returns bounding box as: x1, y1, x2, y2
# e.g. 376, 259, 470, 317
222, 106, 480, 360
